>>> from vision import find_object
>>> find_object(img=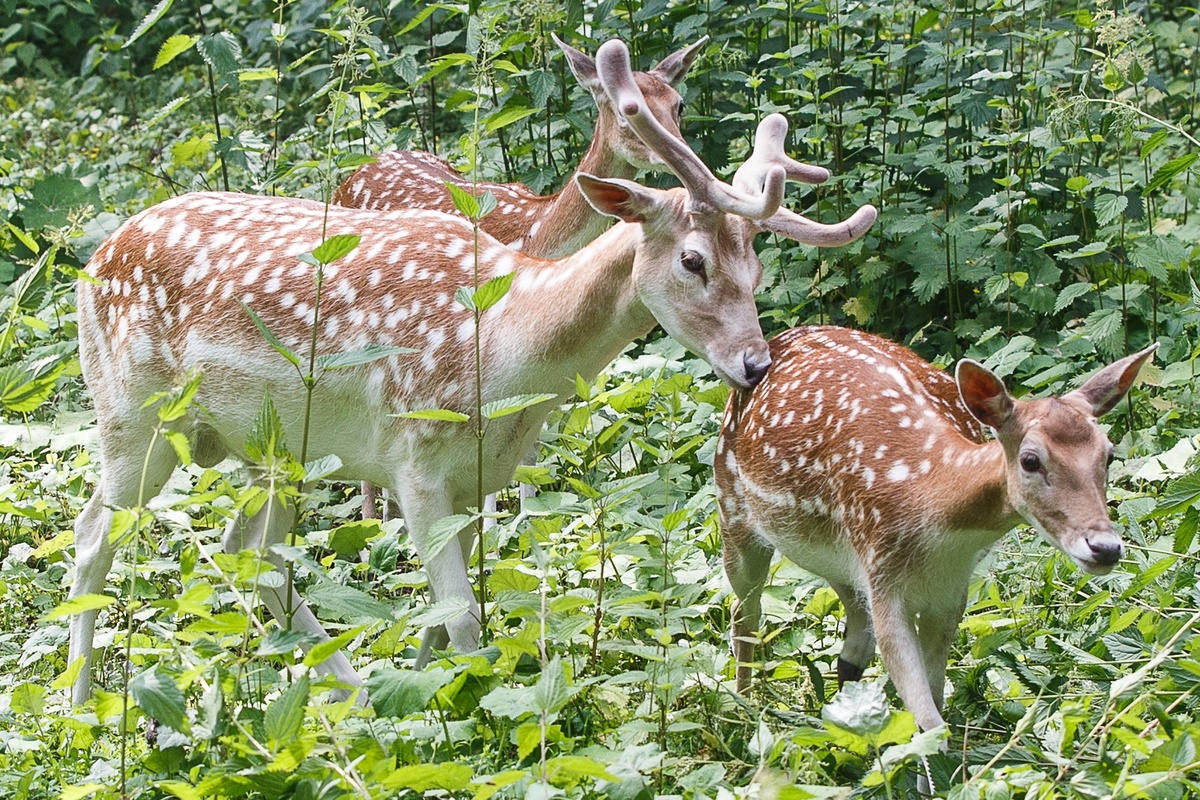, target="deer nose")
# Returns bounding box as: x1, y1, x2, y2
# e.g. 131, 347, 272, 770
743, 349, 772, 388
1086, 535, 1123, 567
